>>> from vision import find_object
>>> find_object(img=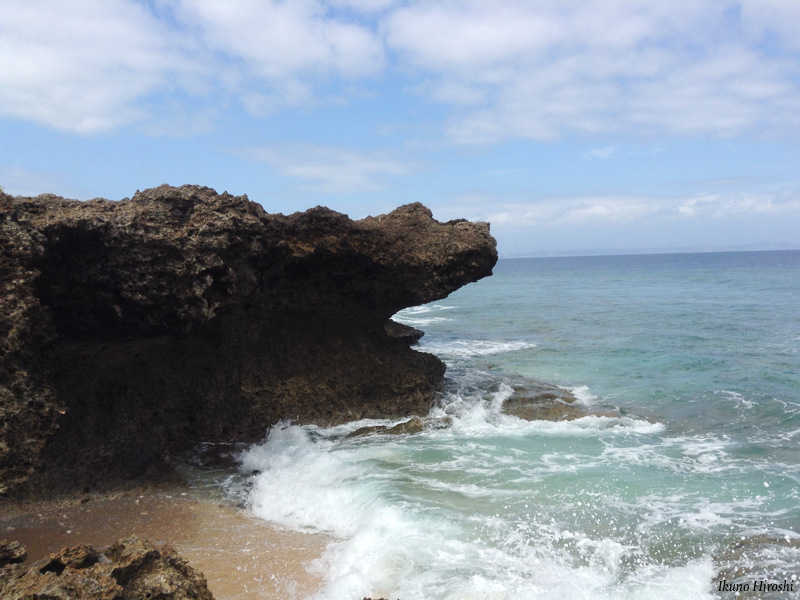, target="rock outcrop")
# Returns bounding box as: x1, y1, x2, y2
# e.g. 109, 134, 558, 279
501, 381, 622, 421
0, 536, 214, 599
0, 185, 497, 495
